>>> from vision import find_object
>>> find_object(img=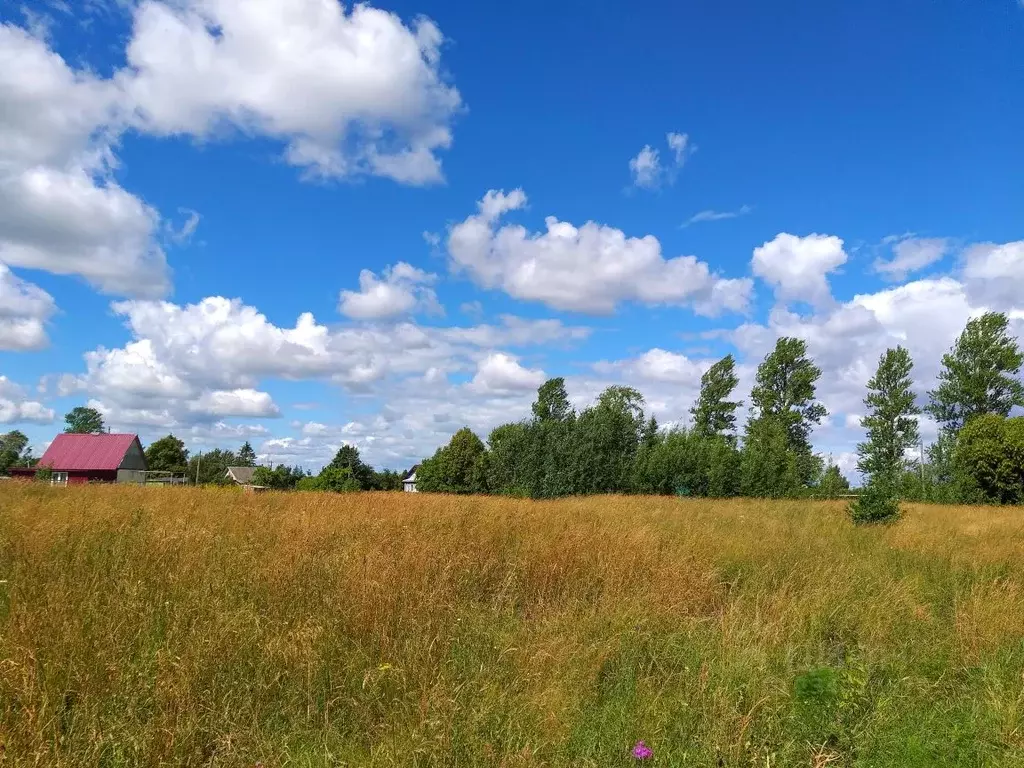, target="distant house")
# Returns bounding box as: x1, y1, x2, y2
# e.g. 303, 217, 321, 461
225, 466, 256, 485
10, 433, 147, 485
403, 468, 418, 493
